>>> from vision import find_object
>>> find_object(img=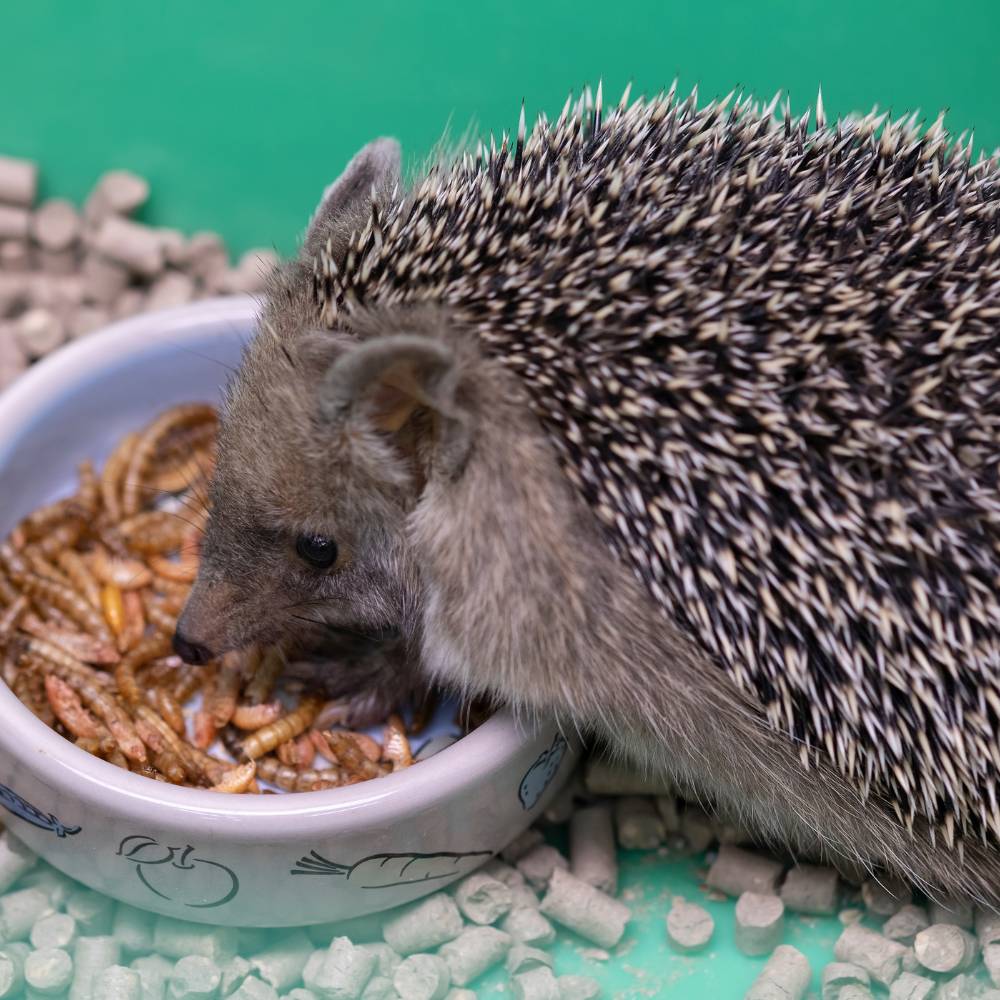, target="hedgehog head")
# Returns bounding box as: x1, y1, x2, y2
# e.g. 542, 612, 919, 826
175, 141, 479, 664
